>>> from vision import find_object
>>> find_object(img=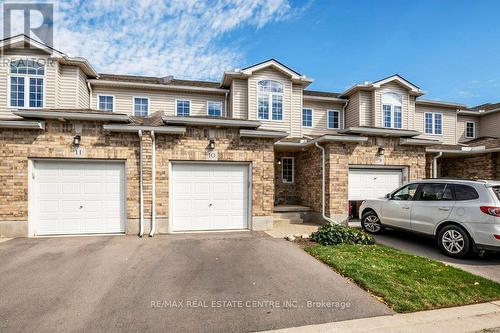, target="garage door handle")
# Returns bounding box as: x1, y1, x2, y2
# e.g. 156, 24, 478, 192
438, 207, 450, 211
209, 203, 213, 207
79, 205, 83, 209
402, 206, 410, 209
